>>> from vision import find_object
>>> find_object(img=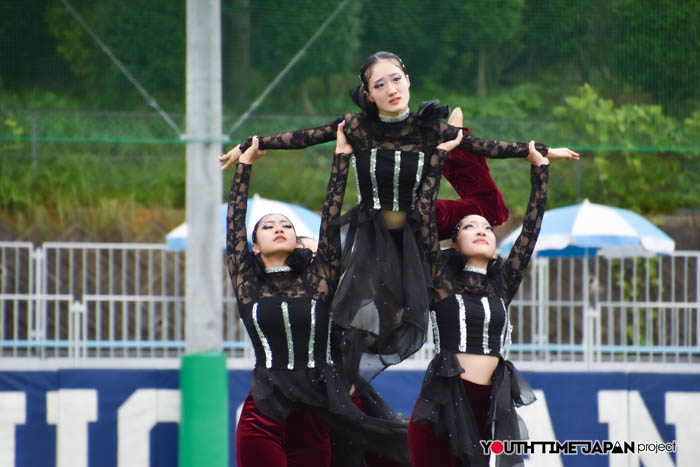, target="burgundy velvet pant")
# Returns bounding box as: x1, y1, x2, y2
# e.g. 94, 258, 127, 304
236, 393, 331, 467
407, 379, 492, 467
